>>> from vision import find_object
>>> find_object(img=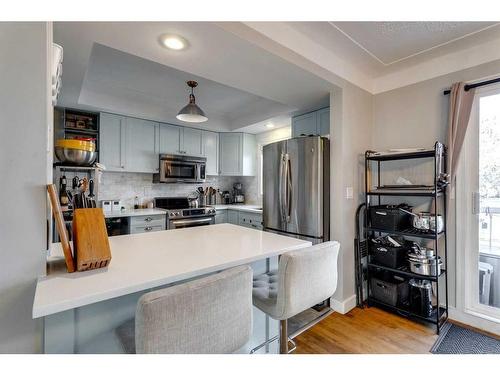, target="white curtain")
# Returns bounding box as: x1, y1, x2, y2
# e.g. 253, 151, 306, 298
447, 82, 476, 182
